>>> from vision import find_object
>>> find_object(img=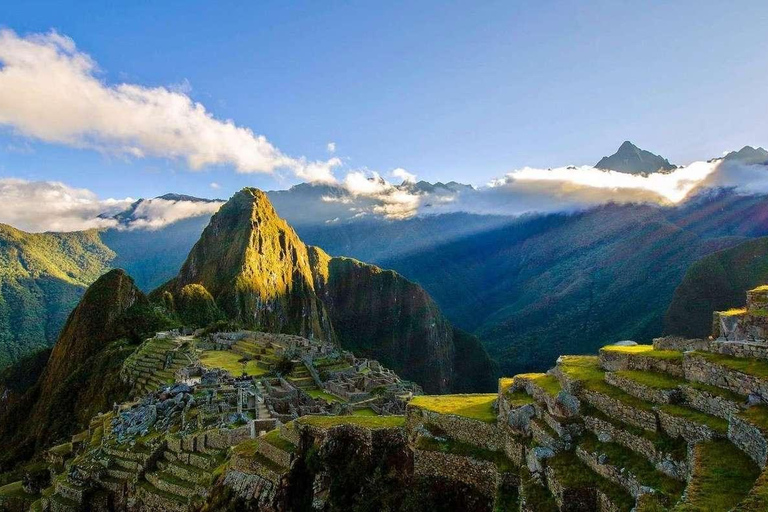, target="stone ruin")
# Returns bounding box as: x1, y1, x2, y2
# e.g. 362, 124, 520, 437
714, 285, 768, 342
